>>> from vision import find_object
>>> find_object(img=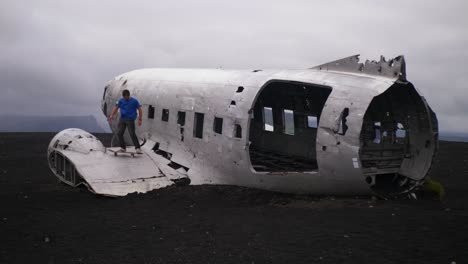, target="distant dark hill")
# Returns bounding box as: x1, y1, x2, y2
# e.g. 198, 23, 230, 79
439, 131, 468, 143
0, 115, 109, 133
